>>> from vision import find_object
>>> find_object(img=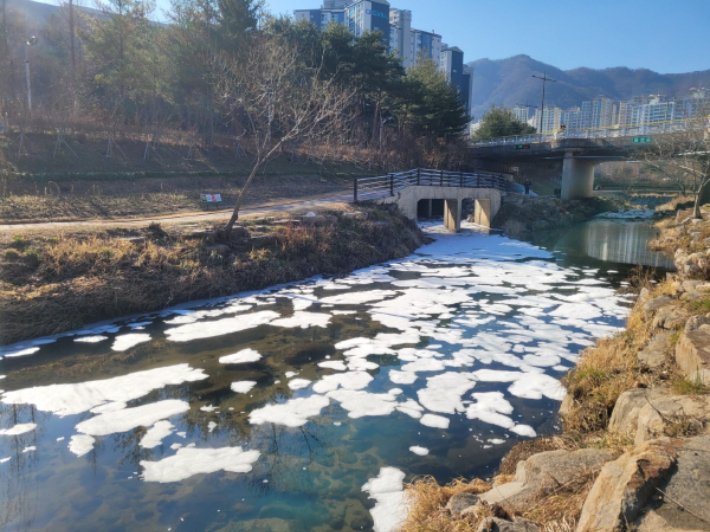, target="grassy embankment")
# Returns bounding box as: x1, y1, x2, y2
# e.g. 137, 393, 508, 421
0, 132, 373, 222
0, 205, 428, 346
400, 199, 710, 532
